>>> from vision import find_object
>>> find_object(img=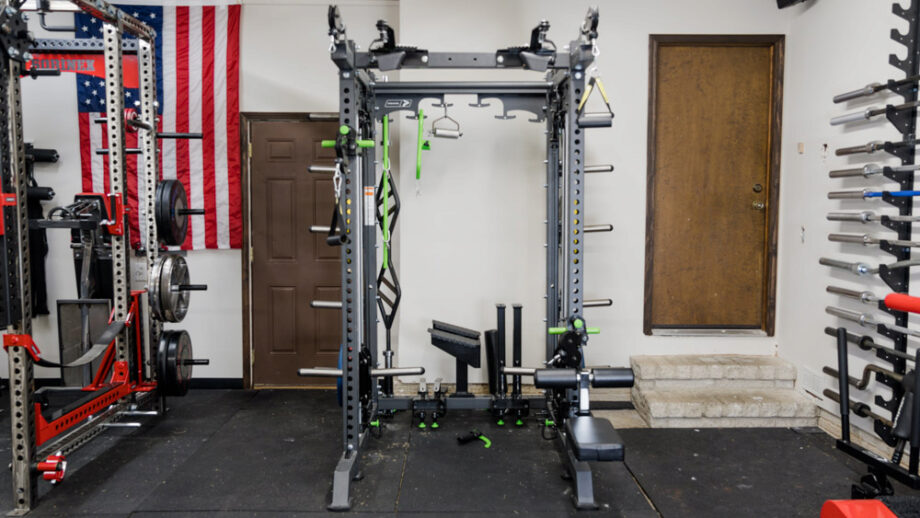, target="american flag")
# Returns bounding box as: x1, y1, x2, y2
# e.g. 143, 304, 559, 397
75, 4, 241, 250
